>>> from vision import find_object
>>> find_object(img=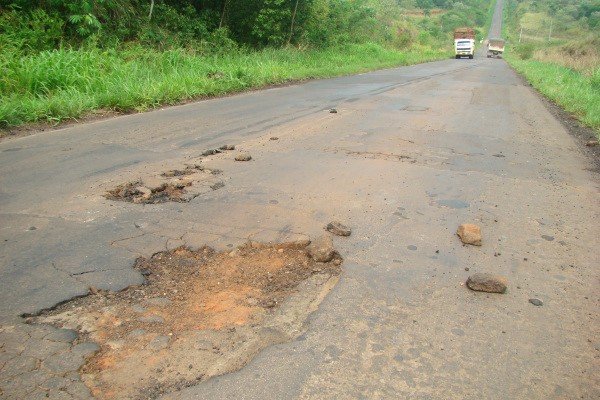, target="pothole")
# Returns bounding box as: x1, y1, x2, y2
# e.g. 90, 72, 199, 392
106, 165, 223, 204
29, 241, 342, 400
106, 181, 195, 204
